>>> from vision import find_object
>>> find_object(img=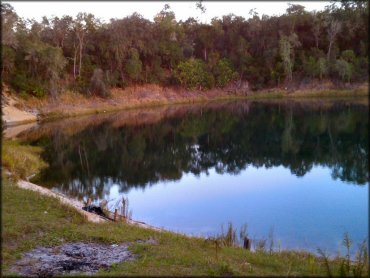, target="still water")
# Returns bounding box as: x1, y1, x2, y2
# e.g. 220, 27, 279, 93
18, 99, 368, 256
